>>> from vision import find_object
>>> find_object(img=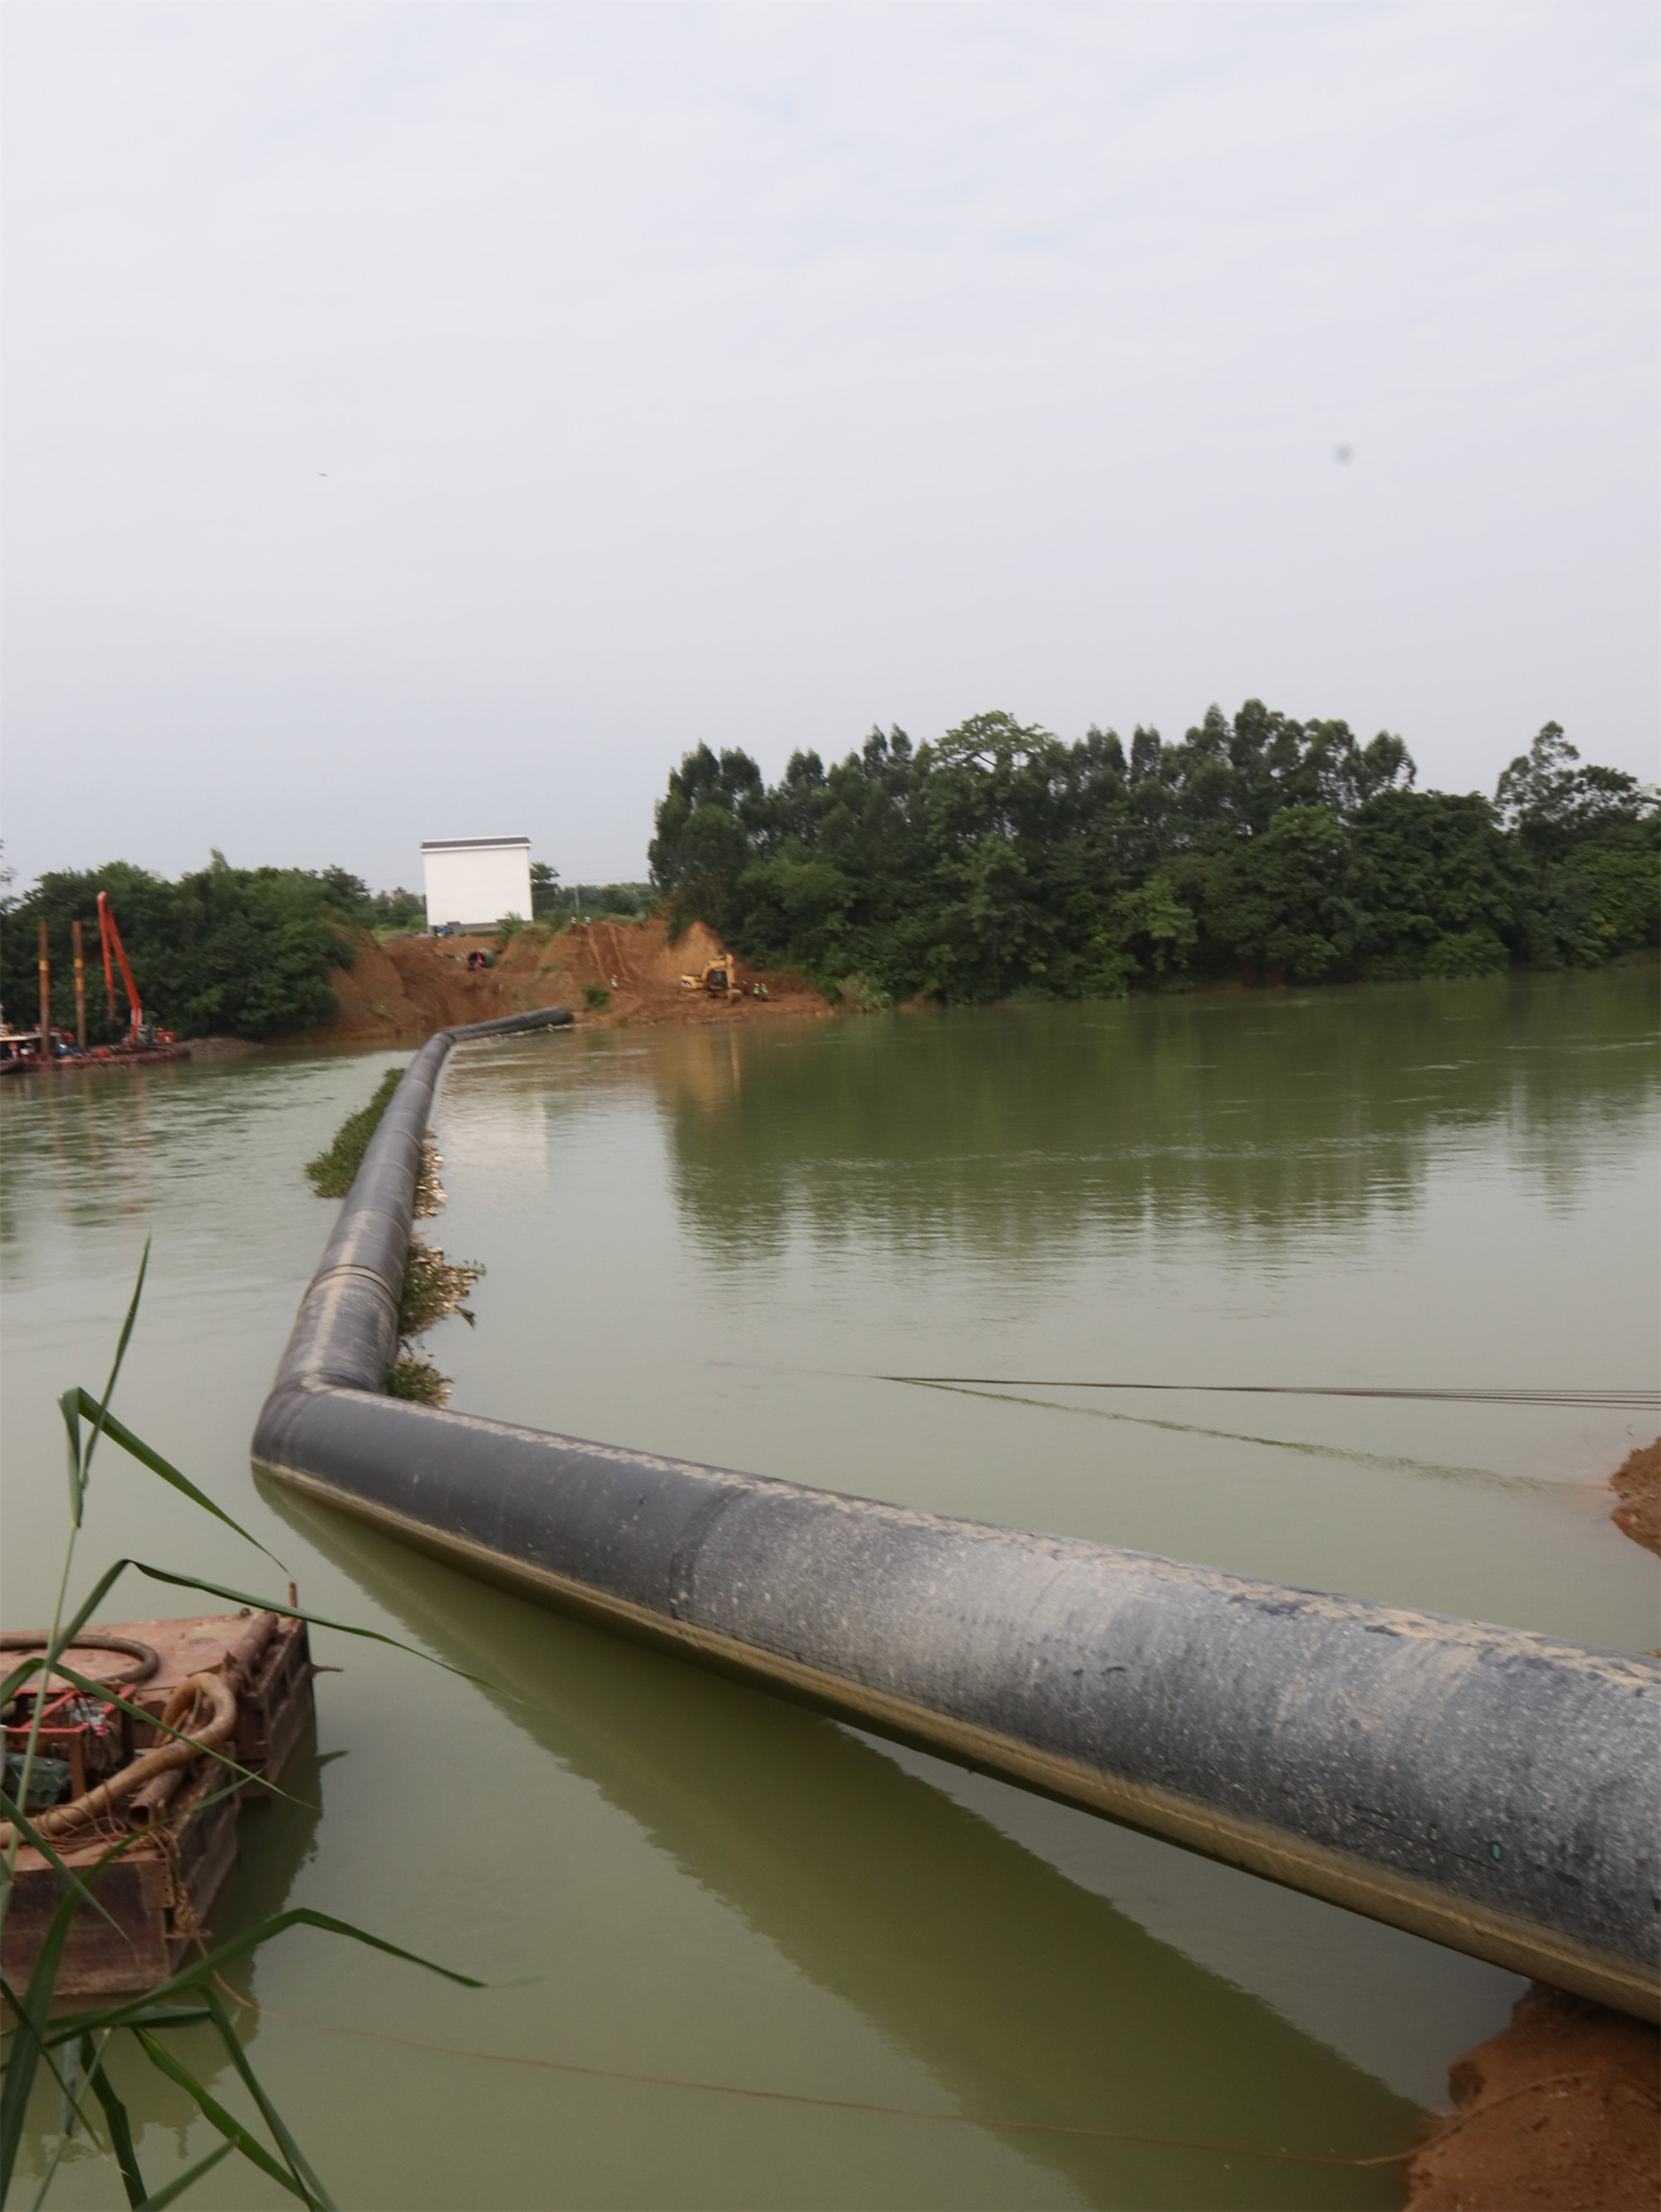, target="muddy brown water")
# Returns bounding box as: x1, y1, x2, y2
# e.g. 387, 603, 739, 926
3, 968, 1657, 2210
